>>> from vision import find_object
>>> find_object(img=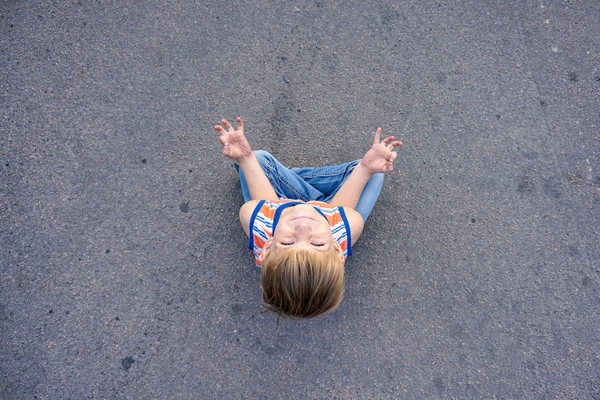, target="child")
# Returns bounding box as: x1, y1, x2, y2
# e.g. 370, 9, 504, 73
214, 117, 402, 318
